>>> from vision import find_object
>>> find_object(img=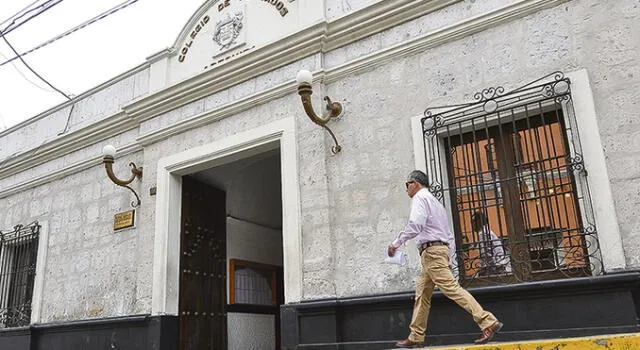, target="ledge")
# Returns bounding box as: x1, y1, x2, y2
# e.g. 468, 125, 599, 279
410, 332, 640, 350
0, 326, 30, 336
282, 272, 640, 349
290, 272, 640, 309
0, 314, 178, 350
0, 111, 135, 181
1, 0, 572, 200
0, 314, 151, 335
29, 314, 151, 331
